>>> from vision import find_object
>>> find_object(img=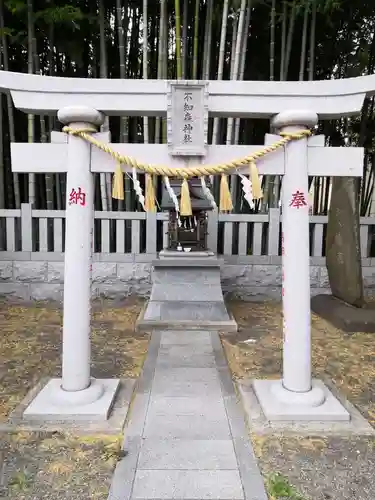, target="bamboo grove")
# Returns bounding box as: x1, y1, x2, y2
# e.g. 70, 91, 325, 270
0, 0, 375, 217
